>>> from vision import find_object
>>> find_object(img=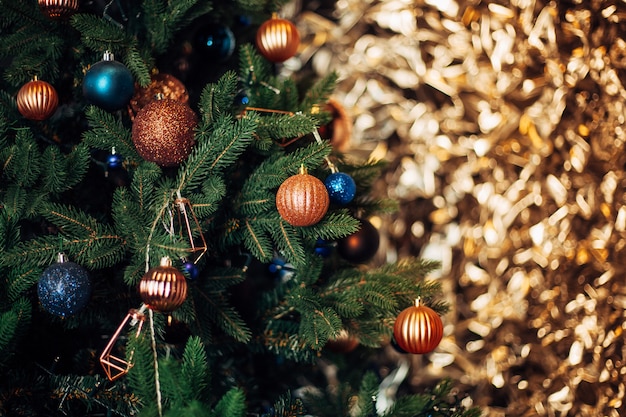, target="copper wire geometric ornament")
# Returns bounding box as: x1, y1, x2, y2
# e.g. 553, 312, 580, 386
174, 191, 207, 263
99, 309, 146, 381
